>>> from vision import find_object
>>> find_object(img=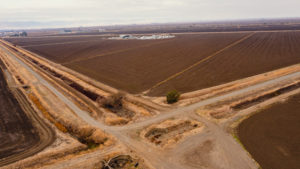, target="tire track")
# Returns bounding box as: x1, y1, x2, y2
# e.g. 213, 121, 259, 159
0, 87, 55, 167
